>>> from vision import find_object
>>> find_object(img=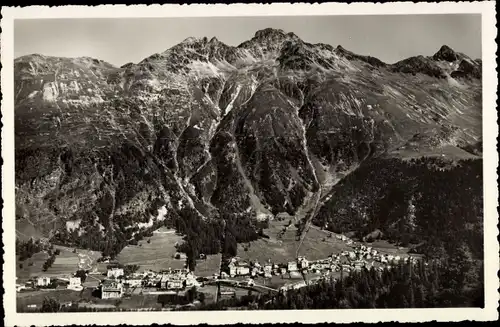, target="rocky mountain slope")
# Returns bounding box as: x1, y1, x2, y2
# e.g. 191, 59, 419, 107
15, 28, 482, 256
